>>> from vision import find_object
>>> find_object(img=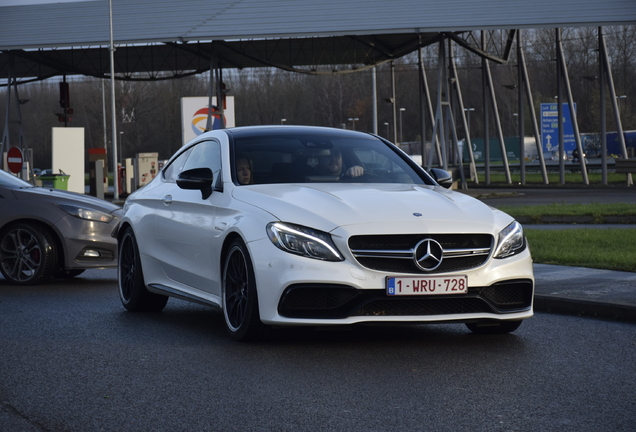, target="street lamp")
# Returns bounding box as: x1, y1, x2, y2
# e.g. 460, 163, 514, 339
348, 117, 359, 130
384, 97, 397, 144
617, 95, 627, 111
119, 131, 124, 164
281, 118, 287, 125
384, 122, 390, 138
463, 108, 474, 135
399, 108, 406, 145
